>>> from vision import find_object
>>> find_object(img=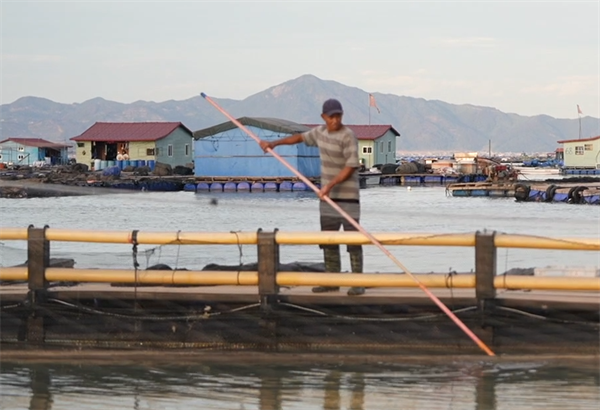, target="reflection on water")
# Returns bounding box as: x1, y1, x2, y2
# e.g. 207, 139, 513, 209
1, 360, 598, 410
